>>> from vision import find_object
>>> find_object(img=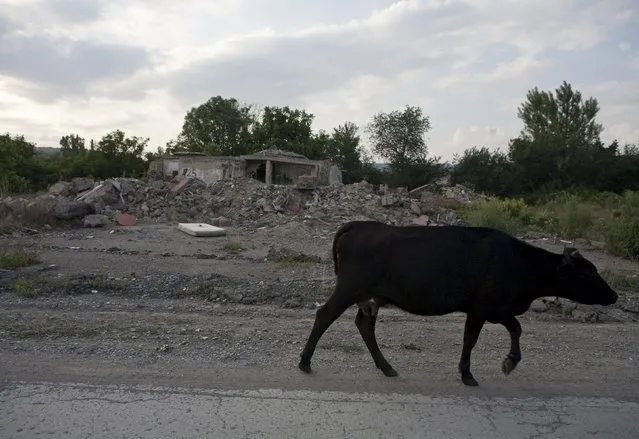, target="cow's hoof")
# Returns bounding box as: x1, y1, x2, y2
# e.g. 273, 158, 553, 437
502, 356, 516, 375
381, 367, 398, 377
298, 361, 312, 374
461, 373, 479, 387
